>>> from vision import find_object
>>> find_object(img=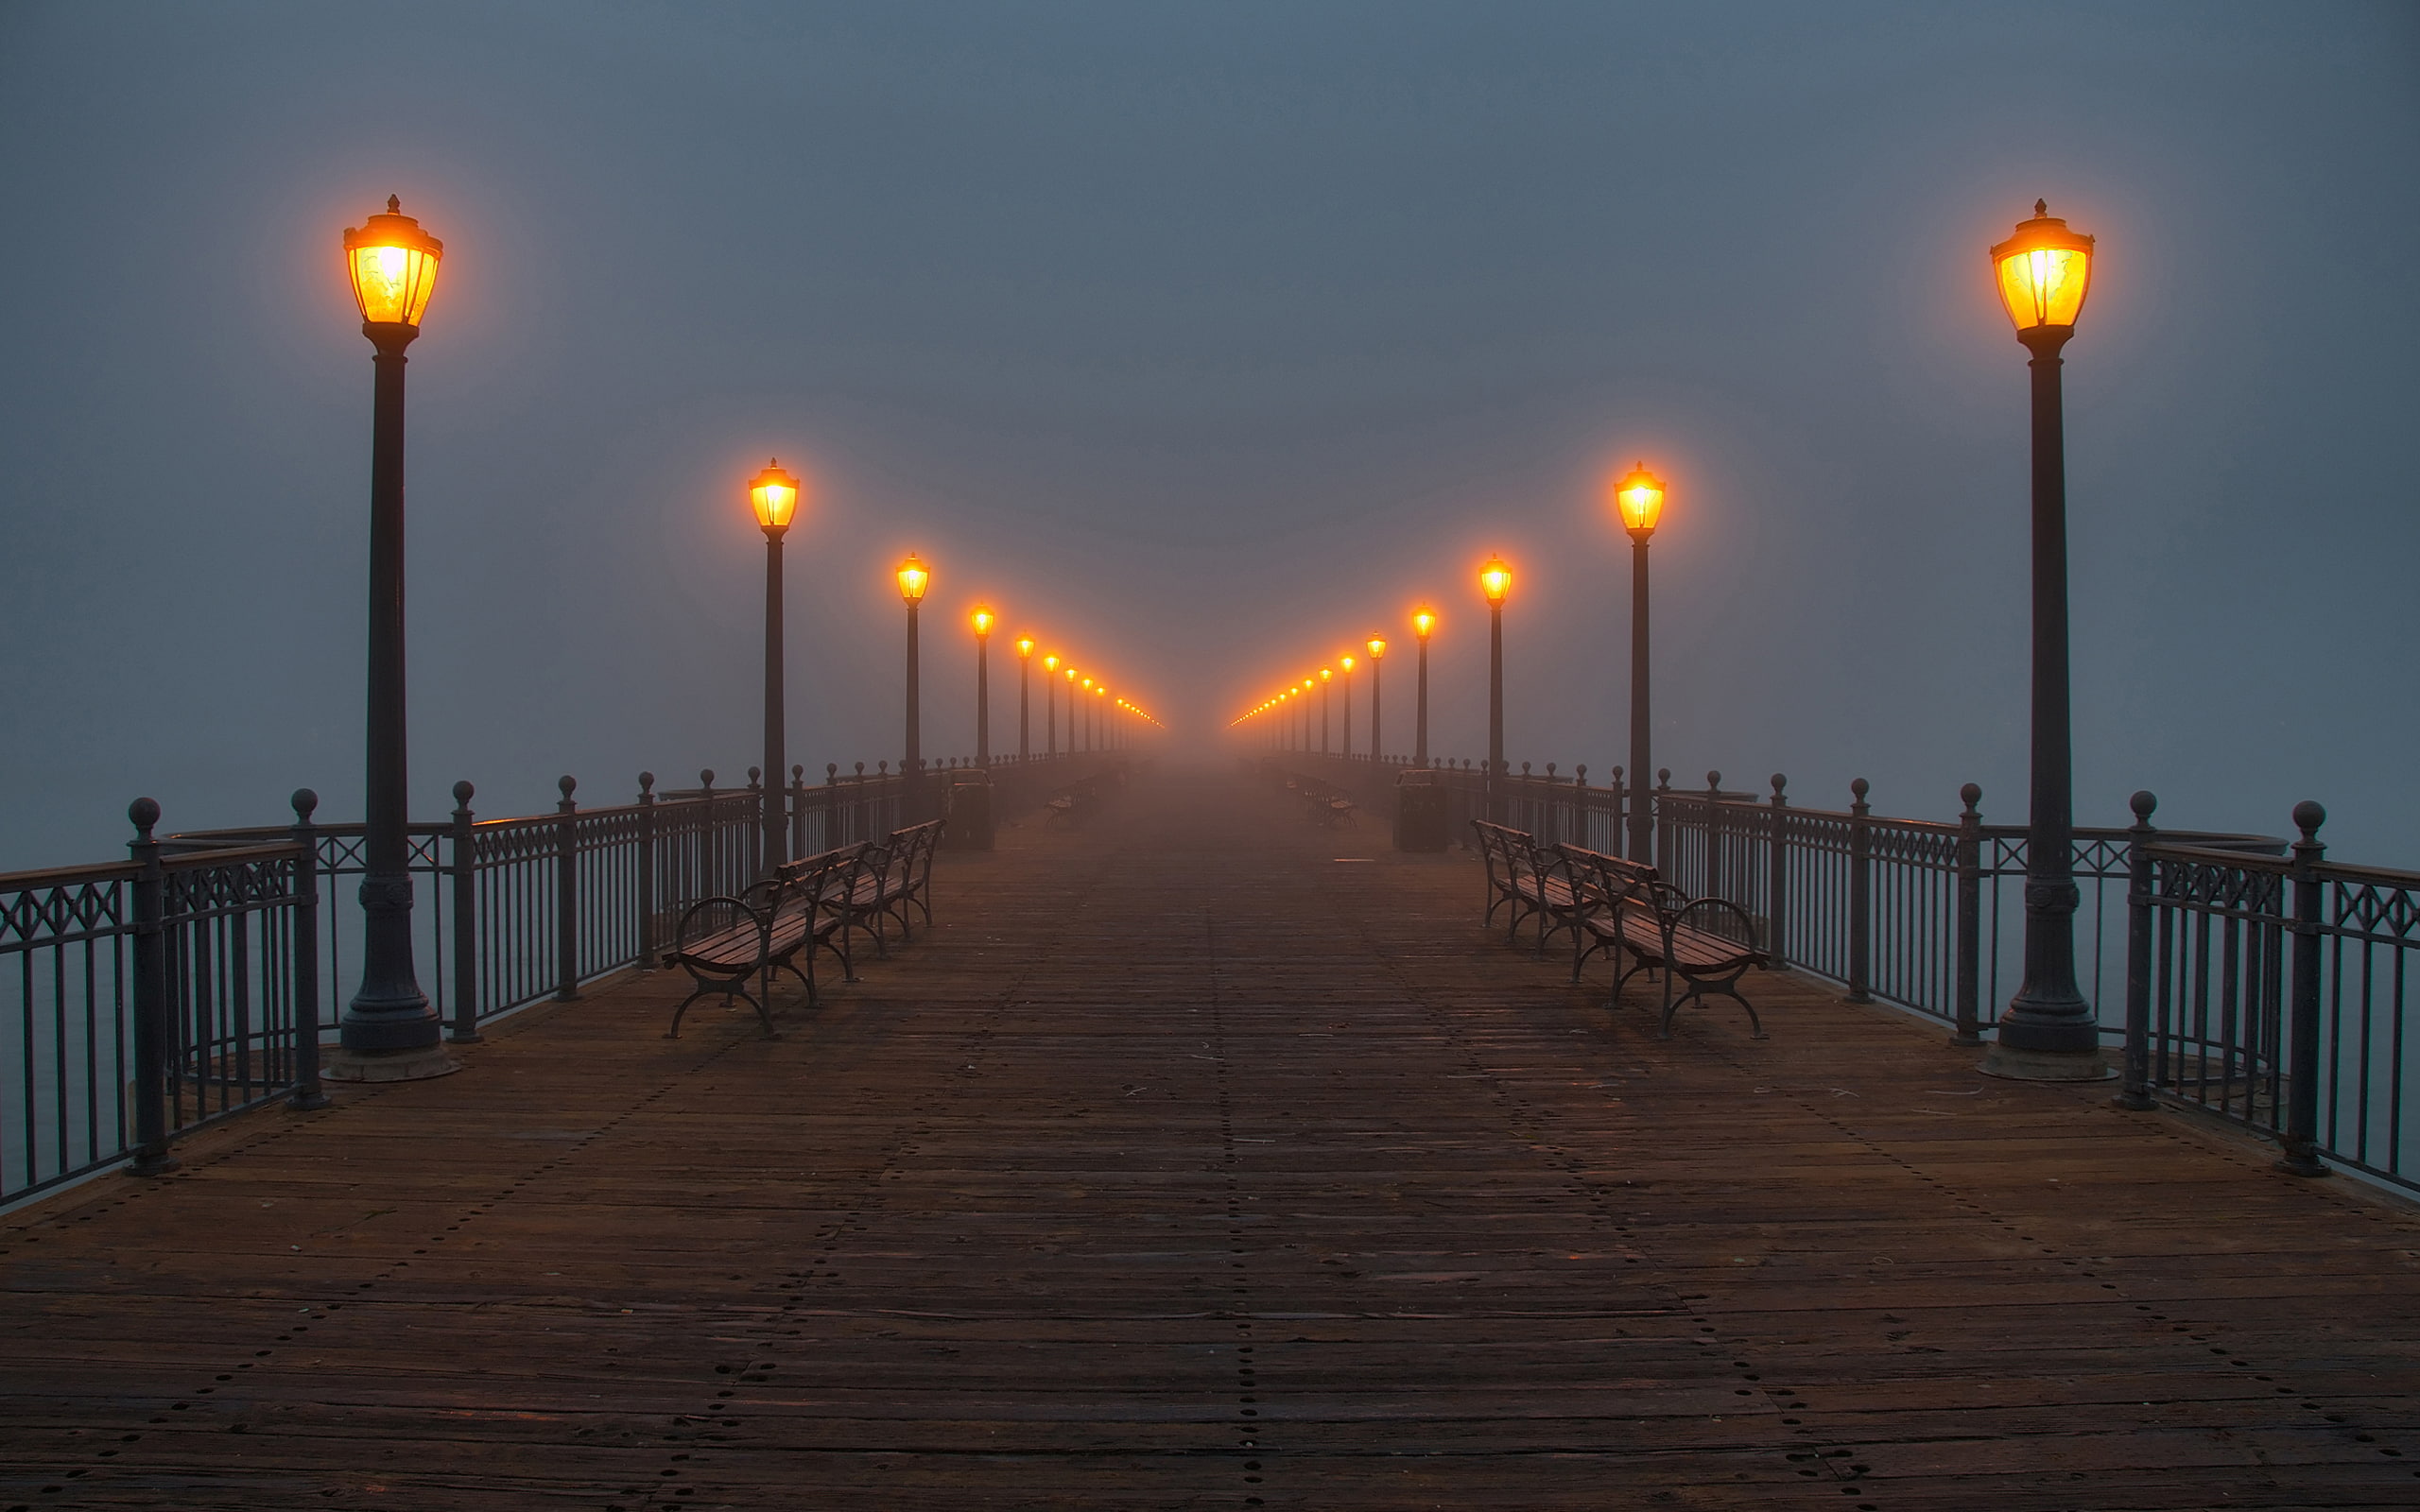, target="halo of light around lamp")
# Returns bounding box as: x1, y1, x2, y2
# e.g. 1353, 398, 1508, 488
1991, 200, 2095, 334
343, 197, 442, 329
1615, 463, 1665, 539
748, 460, 801, 532
896, 555, 929, 604
1479, 557, 1511, 607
